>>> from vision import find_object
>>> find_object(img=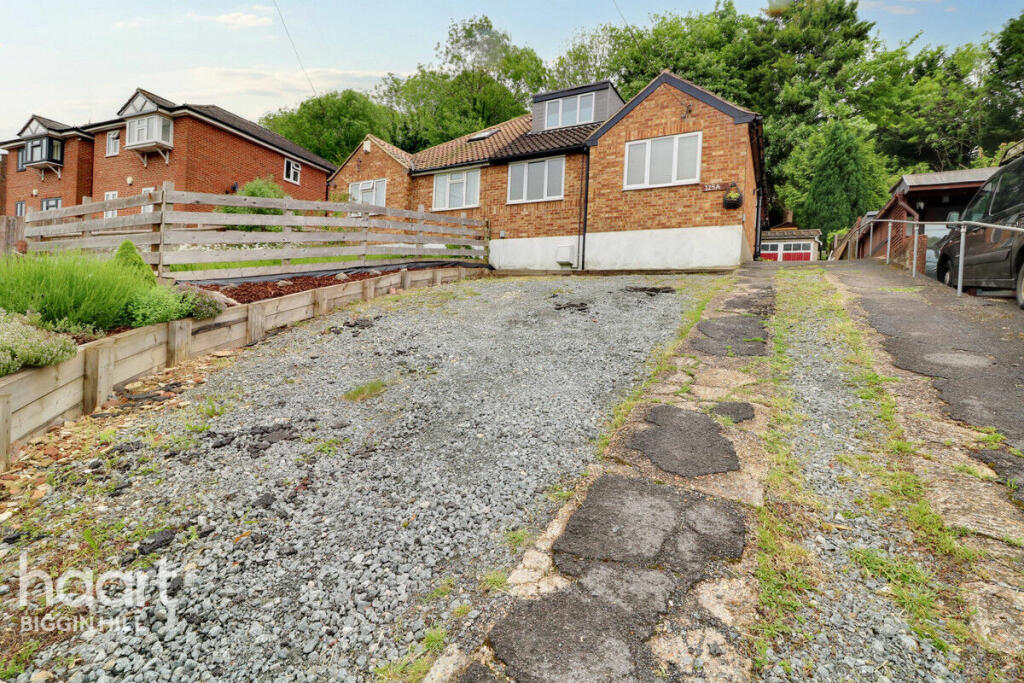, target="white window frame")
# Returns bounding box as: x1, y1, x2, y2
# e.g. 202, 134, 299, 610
40, 197, 61, 211
140, 187, 155, 214
103, 191, 118, 219
622, 131, 703, 191
284, 158, 301, 185
544, 92, 596, 130
507, 156, 565, 205
106, 131, 120, 157
15, 201, 25, 217
431, 168, 481, 211
124, 114, 173, 148
347, 178, 387, 214
760, 243, 779, 252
